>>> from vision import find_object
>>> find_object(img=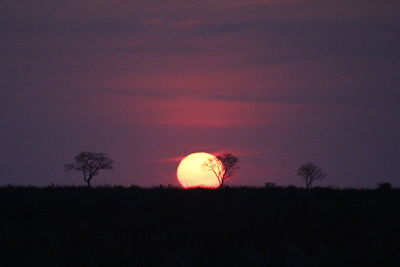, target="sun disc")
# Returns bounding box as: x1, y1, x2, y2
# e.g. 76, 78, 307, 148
177, 152, 222, 189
